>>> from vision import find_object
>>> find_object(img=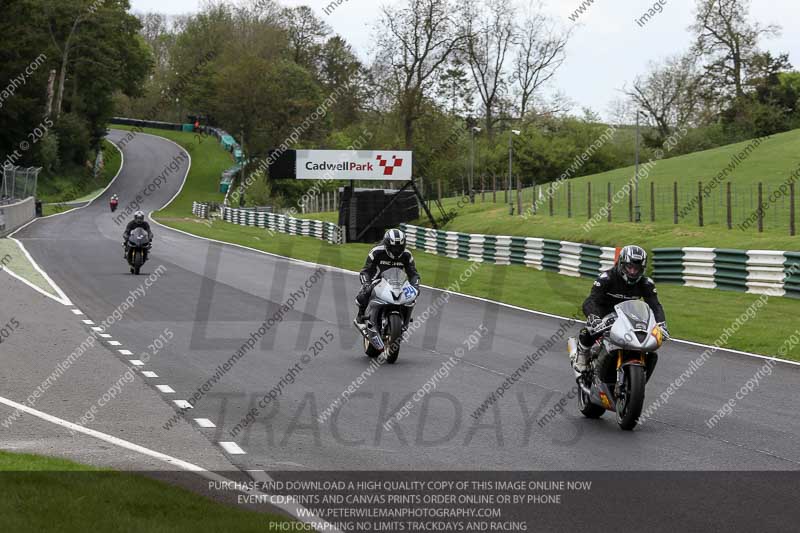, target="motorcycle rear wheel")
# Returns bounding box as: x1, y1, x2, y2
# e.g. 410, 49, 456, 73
616, 365, 645, 430
385, 314, 403, 364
